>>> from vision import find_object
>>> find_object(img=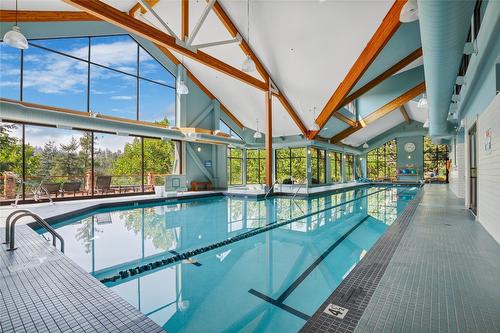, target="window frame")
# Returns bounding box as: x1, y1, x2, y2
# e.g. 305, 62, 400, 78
2, 34, 176, 125
227, 147, 244, 186
246, 149, 265, 184
345, 153, 355, 181
423, 136, 449, 179
366, 139, 397, 180
330, 151, 342, 183
310, 147, 326, 184
274, 147, 307, 184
